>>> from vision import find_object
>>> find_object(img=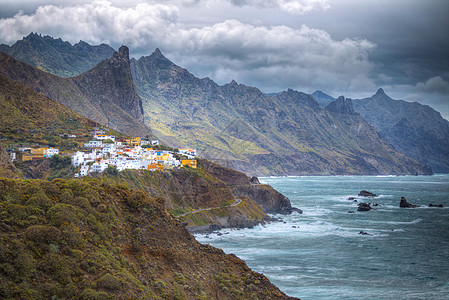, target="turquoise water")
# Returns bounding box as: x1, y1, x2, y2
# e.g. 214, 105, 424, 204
195, 175, 449, 299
